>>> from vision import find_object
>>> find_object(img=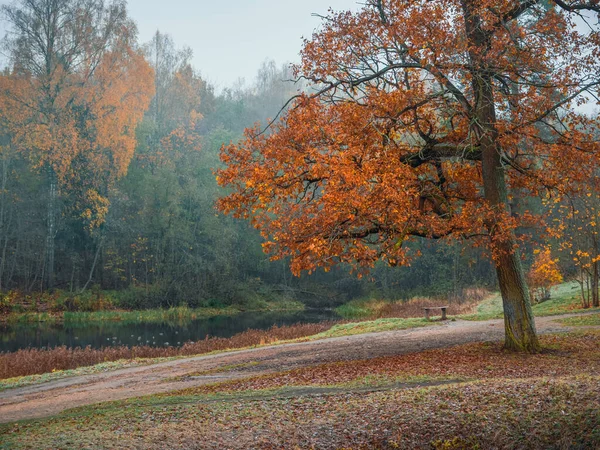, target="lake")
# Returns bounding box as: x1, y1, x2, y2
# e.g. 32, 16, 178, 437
0, 309, 340, 353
